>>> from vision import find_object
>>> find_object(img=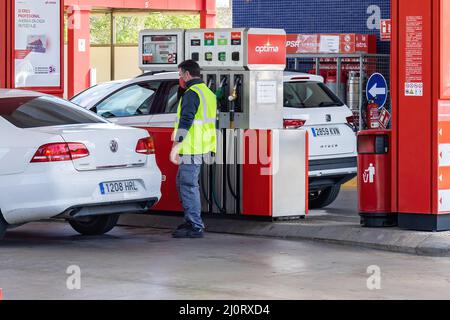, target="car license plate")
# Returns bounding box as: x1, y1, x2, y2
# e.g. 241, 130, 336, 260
311, 127, 341, 137
100, 180, 139, 195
